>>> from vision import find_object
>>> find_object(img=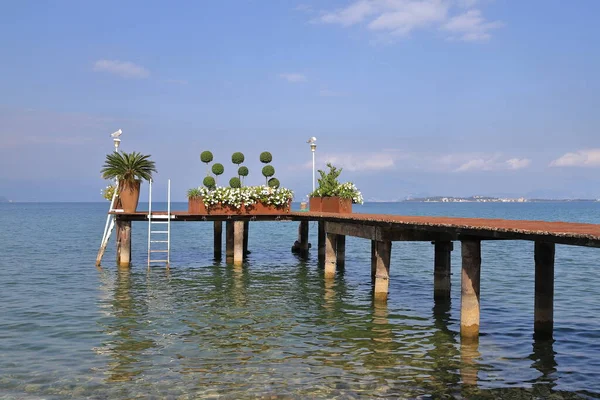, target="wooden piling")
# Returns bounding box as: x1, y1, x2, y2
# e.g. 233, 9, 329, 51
233, 221, 244, 266
325, 232, 338, 279
291, 221, 310, 257
214, 221, 222, 260
461, 239, 481, 341
318, 221, 326, 264
243, 221, 249, 257
373, 240, 392, 302
336, 235, 346, 268
116, 219, 131, 268
534, 241, 555, 339
434, 241, 453, 302
371, 240, 377, 280
226, 221, 234, 262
